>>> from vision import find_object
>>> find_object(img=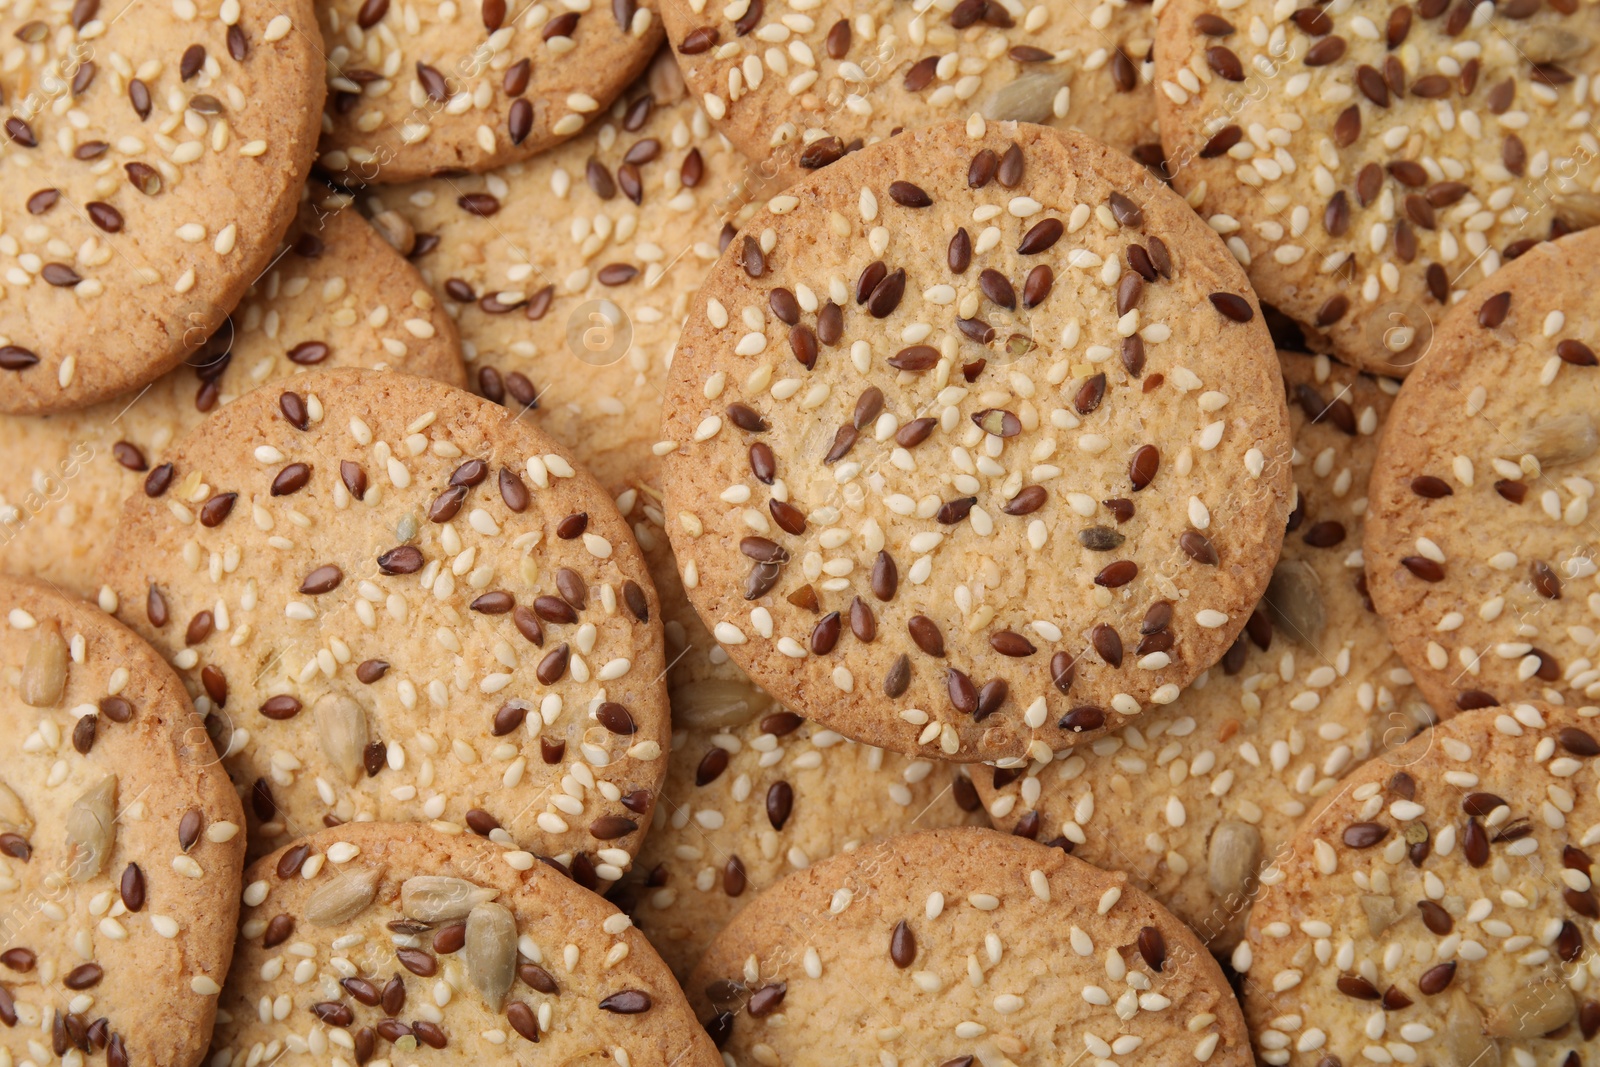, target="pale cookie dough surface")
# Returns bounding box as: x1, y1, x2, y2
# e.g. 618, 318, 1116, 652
1365, 227, 1600, 715
1240, 702, 1600, 1066
663, 0, 1162, 183
0, 0, 324, 413
0, 201, 463, 595
99, 368, 670, 878
661, 120, 1294, 763
1156, 0, 1600, 375
212, 823, 721, 1067
317, 0, 660, 182
977, 352, 1435, 951
369, 55, 756, 490
0, 575, 245, 1067
688, 826, 1251, 1066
